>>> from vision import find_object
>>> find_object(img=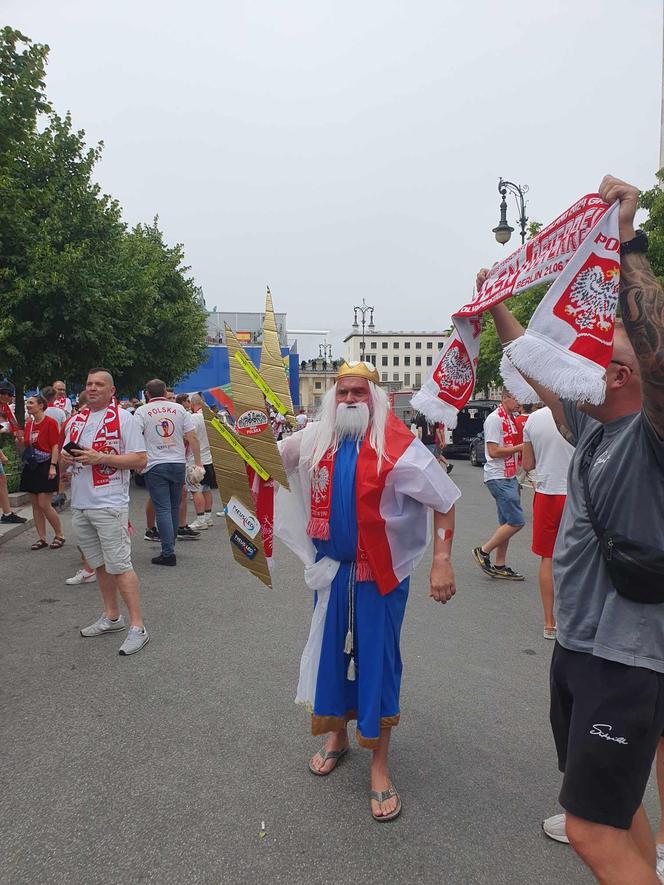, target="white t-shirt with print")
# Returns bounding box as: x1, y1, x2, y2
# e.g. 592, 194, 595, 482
186, 411, 212, 466
133, 399, 195, 471
65, 408, 146, 510
523, 407, 574, 495
483, 408, 519, 482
